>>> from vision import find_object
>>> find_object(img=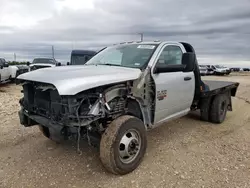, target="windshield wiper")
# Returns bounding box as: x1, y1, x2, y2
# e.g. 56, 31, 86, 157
98, 63, 121, 67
